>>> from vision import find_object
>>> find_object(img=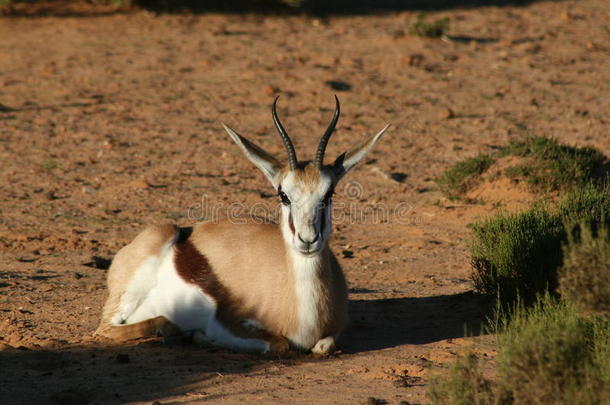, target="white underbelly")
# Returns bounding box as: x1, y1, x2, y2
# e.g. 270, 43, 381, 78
120, 247, 216, 332
117, 244, 269, 352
